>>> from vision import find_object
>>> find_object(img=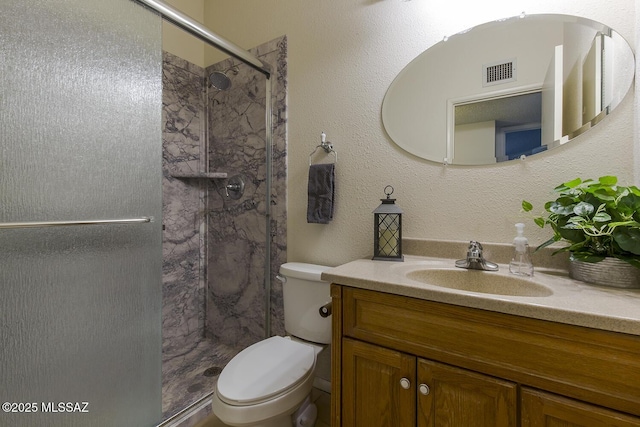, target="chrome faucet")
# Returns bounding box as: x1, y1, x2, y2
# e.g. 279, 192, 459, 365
455, 241, 499, 271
